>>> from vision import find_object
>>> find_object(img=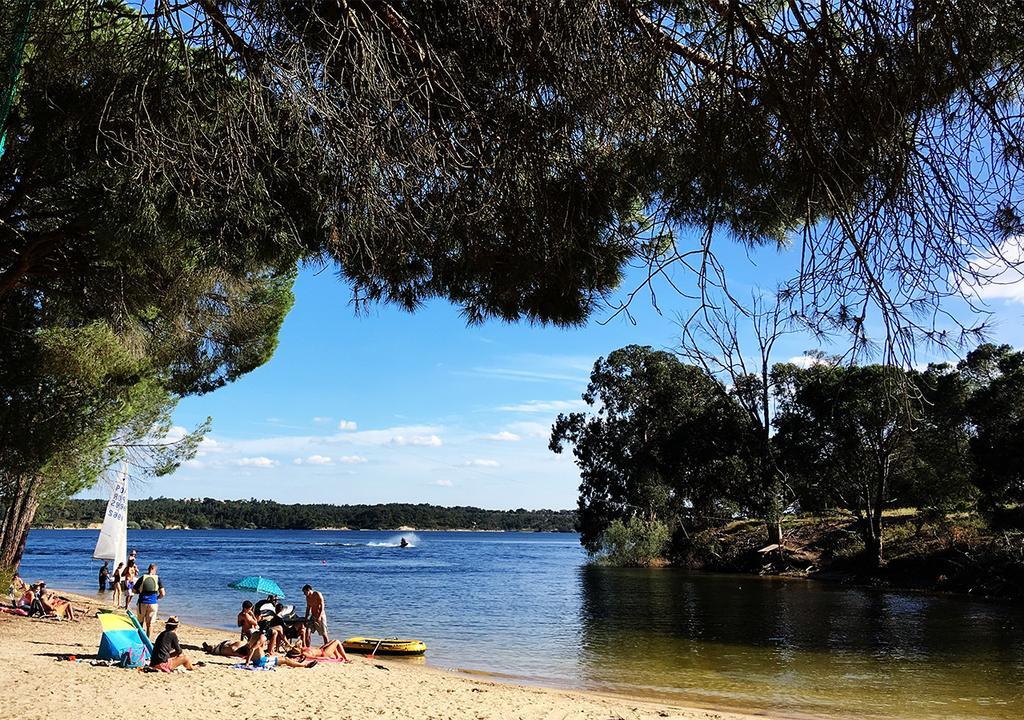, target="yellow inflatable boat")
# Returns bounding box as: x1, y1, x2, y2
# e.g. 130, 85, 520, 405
342, 636, 427, 656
